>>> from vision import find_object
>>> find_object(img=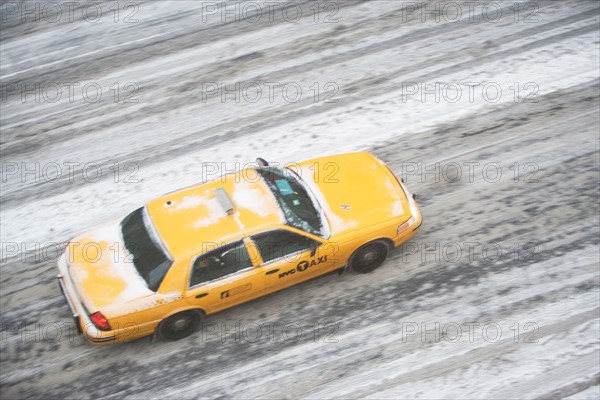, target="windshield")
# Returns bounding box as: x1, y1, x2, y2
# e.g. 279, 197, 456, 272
120, 207, 173, 291
257, 167, 324, 236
